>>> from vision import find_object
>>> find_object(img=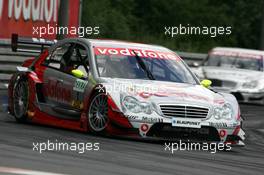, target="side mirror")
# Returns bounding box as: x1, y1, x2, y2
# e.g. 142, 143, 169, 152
71, 69, 85, 79
200, 79, 212, 88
